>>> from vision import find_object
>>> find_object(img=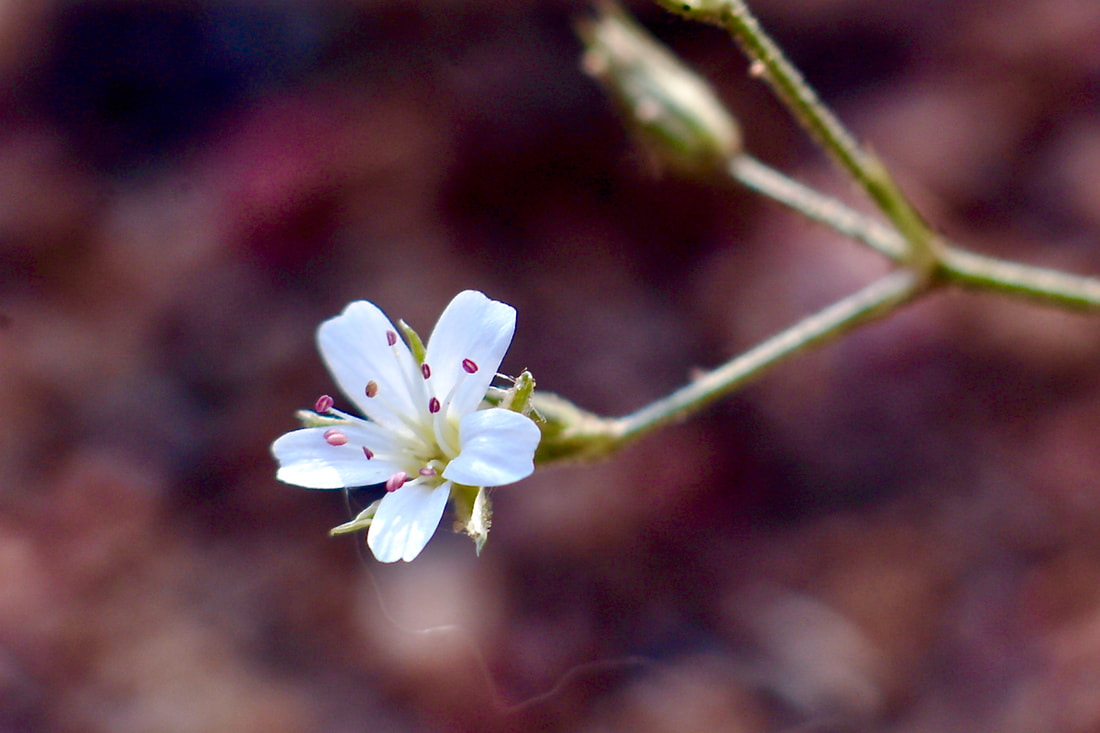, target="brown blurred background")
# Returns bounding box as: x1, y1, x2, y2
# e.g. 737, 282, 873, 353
2, 0, 1100, 730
